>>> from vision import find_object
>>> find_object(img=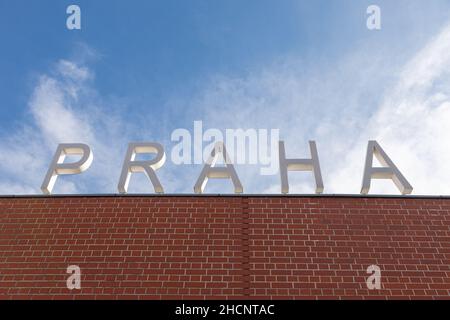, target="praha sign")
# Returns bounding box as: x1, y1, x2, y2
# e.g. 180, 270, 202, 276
41, 140, 413, 195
